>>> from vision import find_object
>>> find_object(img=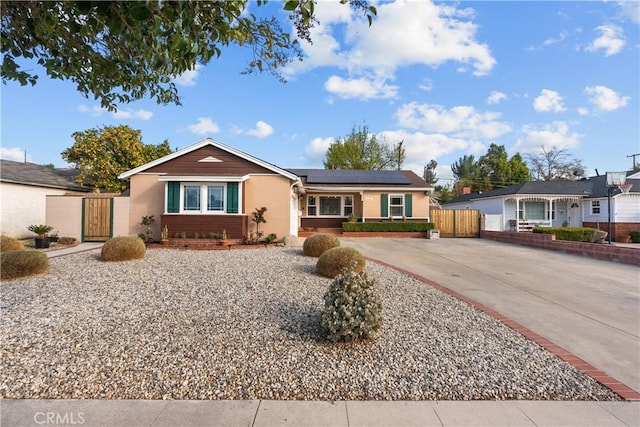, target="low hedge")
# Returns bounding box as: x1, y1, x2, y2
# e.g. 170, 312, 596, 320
630, 231, 640, 243
342, 222, 435, 233
533, 227, 597, 242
